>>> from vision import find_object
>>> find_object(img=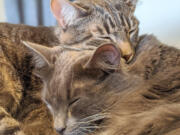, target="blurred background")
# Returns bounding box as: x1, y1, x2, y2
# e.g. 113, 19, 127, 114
0, 0, 57, 26
0, 0, 179, 48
